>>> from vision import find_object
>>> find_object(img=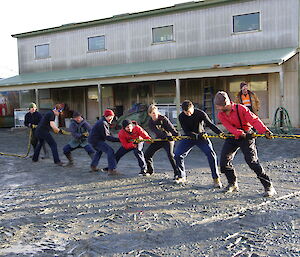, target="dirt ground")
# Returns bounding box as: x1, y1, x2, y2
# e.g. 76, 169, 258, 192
0, 128, 299, 257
